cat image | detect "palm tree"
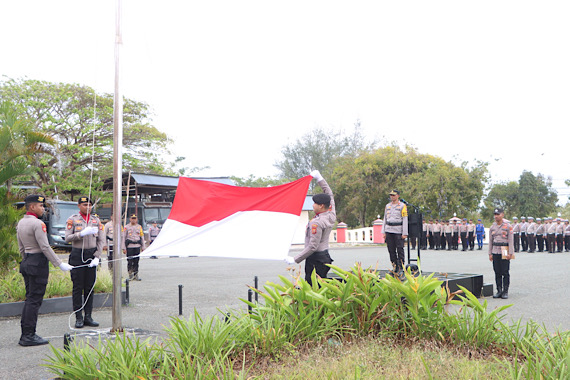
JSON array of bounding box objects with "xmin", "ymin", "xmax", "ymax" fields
[{"xmin": 0, "ymin": 101, "xmax": 55, "ymax": 191}]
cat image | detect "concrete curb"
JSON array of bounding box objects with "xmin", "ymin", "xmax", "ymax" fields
[{"xmin": 0, "ymin": 291, "xmax": 127, "ymax": 318}]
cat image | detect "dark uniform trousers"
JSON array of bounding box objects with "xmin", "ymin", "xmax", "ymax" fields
[
  {"xmin": 445, "ymin": 233, "xmax": 452, "ymax": 250},
  {"xmin": 69, "ymin": 247, "xmax": 97, "ymax": 317},
  {"xmin": 420, "ymin": 231, "xmax": 427, "ymax": 250},
  {"xmin": 460, "ymin": 232, "xmax": 468, "ymax": 251},
  {"xmin": 556, "ymin": 235, "xmax": 564, "ymax": 252},
  {"xmin": 536, "ymin": 235, "xmax": 544, "ymax": 252},
  {"xmin": 492, "ymin": 254, "xmax": 510, "ymax": 291},
  {"xmin": 452, "ymin": 233, "xmax": 459, "ymax": 250},
  {"xmin": 127, "ymin": 247, "xmax": 141, "ymax": 275},
  {"xmin": 565, "ymin": 235, "xmax": 570, "ymax": 252},
  {"xmin": 428, "ymin": 232, "xmax": 434, "ymax": 249},
  {"xmin": 19, "ymin": 253, "xmax": 49, "ymax": 334},
  {"xmin": 513, "ymin": 233, "xmax": 520, "ymax": 252},
  {"xmin": 547, "ymin": 234, "xmax": 555, "ymax": 253},
  {"xmin": 520, "ymin": 232, "xmax": 527, "ymax": 251},
  {"xmin": 386, "ymin": 232, "xmax": 405, "ymax": 270},
  {"xmin": 527, "ymin": 234, "xmax": 536, "ymax": 252},
  {"xmin": 468, "ymin": 232, "xmax": 475, "ymax": 250},
  {"xmin": 305, "ymin": 250, "xmax": 333, "ymax": 286}
]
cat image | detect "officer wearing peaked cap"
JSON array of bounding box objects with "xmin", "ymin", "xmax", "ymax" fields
[
  {"xmin": 520, "ymin": 217, "xmax": 528, "ymax": 251},
  {"xmin": 511, "ymin": 217, "xmax": 520, "ymax": 252},
  {"xmin": 535, "ymin": 218, "xmax": 545, "ymax": 252},
  {"xmin": 382, "ymin": 190, "xmax": 408, "ymax": 274},
  {"xmin": 489, "ymin": 208, "xmax": 514, "ymax": 299},
  {"xmin": 526, "ymin": 217, "xmax": 536, "ymax": 253},
  {"xmin": 123, "ymin": 214, "xmax": 146, "ymax": 281},
  {"xmin": 65, "ymin": 196, "xmax": 104, "ymax": 328},
  {"xmin": 17, "ymin": 195, "xmax": 73, "ymax": 346}
]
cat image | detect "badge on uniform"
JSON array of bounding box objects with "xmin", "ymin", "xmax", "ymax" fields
[
  {"xmin": 311, "ymin": 224, "xmax": 318, "ymax": 234},
  {"xmin": 41, "ymin": 222, "xmax": 47, "ymax": 233},
  {"xmin": 67, "ymin": 220, "xmax": 73, "ymax": 230}
]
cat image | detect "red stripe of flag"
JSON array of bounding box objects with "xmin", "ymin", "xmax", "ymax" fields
[{"xmin": 168, "ymin": 176, "xmax": 312, "ymax": 227}]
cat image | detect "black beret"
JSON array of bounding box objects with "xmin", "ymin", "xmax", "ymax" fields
[
  {"xmin": 78, "ymin": 196, "xmax": 92, "ymax": 204},
  {"xmin": 312, "ymin": 193, "xmax": 331, "ymax": 205},
  {"xmin": 493, "ymin": 208, "xmax": 504, "ymax": 214},
  {"xmin": 24, "ymin": 195, "xmax": 45, "ymax": 204}
]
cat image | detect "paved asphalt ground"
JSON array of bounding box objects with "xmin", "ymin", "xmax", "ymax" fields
[{"xmin": 1, "ymin": 244, "xmax": 569, "ymax": 379}]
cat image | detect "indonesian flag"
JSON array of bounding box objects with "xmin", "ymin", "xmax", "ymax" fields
[{"xmin": 140, "ymin": 176, "xmax": 312, "ymax": 260}]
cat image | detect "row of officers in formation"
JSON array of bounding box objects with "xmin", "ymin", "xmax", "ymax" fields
[
  {"xmin": 416, "ymin": 219, "xmax": 486, "ymax": 251},
  {"xmin": 510, "ymin": 216, "xmax": 570, "ymax": 253},
  {"xmin": 412, "ymin": 217, "xmax": 570, "ymax": 254}
]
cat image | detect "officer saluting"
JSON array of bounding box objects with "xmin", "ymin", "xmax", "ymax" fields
[
  {"xmin": 17, "ymin": 195, "xmax": 73, "ymax": 346},
  {"xmin": 65, "ymin": 196, "xmax": 104, "ymax": 328},
  {"xmin": 489, "ymin": 208, "xmax": 514, "ymax": 299}
]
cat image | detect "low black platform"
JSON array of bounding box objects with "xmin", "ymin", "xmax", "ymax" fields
[{"xmin": 329, "ymin": 270, "xmax": 488, "ymax": 298}]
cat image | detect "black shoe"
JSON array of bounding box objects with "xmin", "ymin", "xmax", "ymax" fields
[
  {"xmin": 83, "ymin": 316, "xmax": 99, "ymax": 327},
  {"xmin": 501, "ymin": 291, "xmax": 509, "ymax": 299},
  {"xmin": 19, "ymin": 333, "xmax": 49, "ymax": 346},
  {"xmin": 75, "ymin": 317, "xmax": 84, "ymax": 328},
  {"xmin": 493, "ymin": 289, "xmax": 503, "ymax": 299}
]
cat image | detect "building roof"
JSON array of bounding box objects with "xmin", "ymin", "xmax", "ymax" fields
[{"xmin": 102, "ymin": 172, "xmax": 235, "ymax": 195}]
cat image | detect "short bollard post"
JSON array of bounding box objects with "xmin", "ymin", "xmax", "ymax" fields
[
  {"xmin": 247, "ymin": 289, "xmax": 253, "ymax": 313},
  {"xmin": 178, "ymin": 284, "xmax": 184, "ymax": 316},
  {"xmin": 125, "ymin": 278, "xmax": 130, "ymax": 305},
  {"xmin": 254, "ymin": 276, "xmax": 259, "ymax": 302},
  {"xmin": 63, "ymin": 333, "xmax": 73, "ymax": 351}
]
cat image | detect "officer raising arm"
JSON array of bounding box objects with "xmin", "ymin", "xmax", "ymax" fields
[
  {"xmin": 65, "ymin": 196, "xmax": 104, "ymax": 329},
  {"xmin": 17, "ymin": 195, "xmax": 73, "ymax": 347},
  {"xmin": 286, "ymin": 171, "xmax": 335, "ymax": 286}
]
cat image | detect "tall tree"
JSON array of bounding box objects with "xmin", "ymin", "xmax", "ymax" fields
[
  {"xmin": 481, "ymin": 171, "xmax": 558, "ymax": 220},
  {"xmin": 0, "ymin": 78, "xmax": 173, "ymax": 199},
  {"xmin": 0, "ymin": 102, "xmax": 53, "ymax": 271},
  {"xmin": 0, "ymin": 101, "xmax": 55, "ymax": 191},
  {"xmin": 331, "ymin": 145, "xmax": 489, "ymax": 227},
  {"xmin": 274, "ymin": 121, "xmax": 376, "ymax": 190}
]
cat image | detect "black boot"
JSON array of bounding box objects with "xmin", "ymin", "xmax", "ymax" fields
[
  {"xmin": 75, "ymin": 314, "xmax": 84, "ymax": 328},
  {"xmin": 493, "ymin": 286, "xmax": 503, "ymax": 298},
  {"xmin": 84, "ymin": 315, "xmax": 99, "ymax": 327},
  {"xmin": 19, "ymin": 328, "xmax": 49, "ymax": 346},
  {"xmin": 501, "ymin": 288, "xmax": 509, "ymax": 299}
]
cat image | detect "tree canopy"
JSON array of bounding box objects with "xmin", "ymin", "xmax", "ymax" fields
[
  {"xmin": 274, "ymin": 121, "xmax": 376, "ymax": 191},
  {"xmin": 0, "ymin": 78, "xmax": 174, "ymax": 200},
  {"xmin": 481, "ymin": 171, "xmax": 558, "ymax": 221},
  {"xmin": 331, "ymin": 145, "xmax": 489, "ymax": 227}
]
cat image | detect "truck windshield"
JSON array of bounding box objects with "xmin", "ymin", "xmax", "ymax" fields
[
  {"xmin": 50, "ymin": 204, "xmax": 78, "ymax": 228},
  {"xmin": 144, "ymin": 207, "xmax": 171, "ymax": 223}
]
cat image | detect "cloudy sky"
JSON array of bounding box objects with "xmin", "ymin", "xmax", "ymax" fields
[{"xmin": 2, "ymin": 1, "xmax": 569, "ymax": 200}]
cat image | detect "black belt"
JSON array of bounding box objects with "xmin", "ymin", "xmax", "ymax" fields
[
  {"xmin": 527, "ymin": 233, "xmax": 535, "ymax": 236},
  {"xmin": 386, "ymin": 222, "xmax": 403, "ymax": 226},
  {"xmin": 25, "ymin": 252, "xmax": 42, "ymax": 256},
  {"xmin": 536, "ymin": 234, "xmax": 543, "ymax": 236},
  {"xmin": 494, "ymin": 242, "xmax": 508, "ymax": 246}
]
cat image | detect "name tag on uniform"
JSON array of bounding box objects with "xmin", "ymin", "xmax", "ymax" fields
[{"xmin": 501, "ymin": 246, "xmax": 509, "ymax": 260}]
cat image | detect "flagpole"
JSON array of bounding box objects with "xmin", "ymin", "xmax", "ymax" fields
[{"xmin": 111, "ymin": 0, "xmax": 123, "ymax": 332}]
